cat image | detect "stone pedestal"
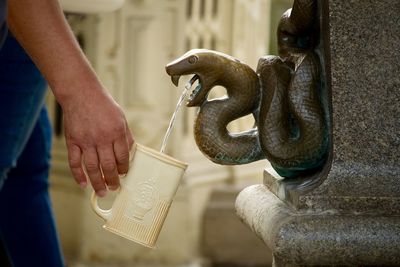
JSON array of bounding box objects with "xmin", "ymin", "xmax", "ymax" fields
[
  {"xmin": 203, "ymin": 186, "xmax": 272, "ymax": 267},
  {"xmin": 236, "ymin": 0, "xmax": 400, "ymax": 266}
]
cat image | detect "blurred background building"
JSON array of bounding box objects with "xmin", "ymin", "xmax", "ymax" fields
[{"xmin": 47, "ymin": 0, "xmax": 292, "ymax": 266}]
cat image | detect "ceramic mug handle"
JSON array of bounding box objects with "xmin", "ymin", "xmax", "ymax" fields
[{"xmin": 90, "ymin": 191, "xmax": 112, "ymax": 221}]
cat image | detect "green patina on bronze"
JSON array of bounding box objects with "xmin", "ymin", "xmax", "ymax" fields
[{"xmin": 166, "ymin": 0, "xmax": 328, "ymax": 178}]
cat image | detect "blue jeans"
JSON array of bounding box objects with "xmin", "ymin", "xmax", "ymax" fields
[{"xmin": 0, "ymin": 34, "xmax": 64, "ymax": 266}]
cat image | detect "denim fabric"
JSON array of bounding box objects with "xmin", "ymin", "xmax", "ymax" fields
[
  {"xmin": 0, "ymin": 34, "xmax": 64, "ymax": 266},
  {"xmin": 0, "ymin": 0, "xmax": 6, "ymax": 48}
]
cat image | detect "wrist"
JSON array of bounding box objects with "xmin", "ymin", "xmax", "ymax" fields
[{"xmin": 50, "ymin": 63, "xmax": 104, "ymax": 108}]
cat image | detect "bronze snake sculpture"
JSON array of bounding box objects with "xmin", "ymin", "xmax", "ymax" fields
[{"xmin": 165, "ymin": 0, "xmax": 328, "ymax": 178}]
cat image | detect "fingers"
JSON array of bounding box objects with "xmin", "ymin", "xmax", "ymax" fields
[
  {"xmin": 97, "ymin": 145, "xmax": 120, "ymax": 191},
  {"xmin": 66, "ymin": 125, "xmax": 134, "ymax": 197},
  {"xmin": 83, "ymin": 147, "xmax": 107, "ymax": 197},
  {"xmin": 126, "ymin": 124, "xmax": 135, "ymax": 151},
  {"xmin": 113, "ymin": 135, "xmax": 131, "ymax": 175},
  {"xmin": 67, "ymin": 143, "xmax": 87, "ymax": 188}
]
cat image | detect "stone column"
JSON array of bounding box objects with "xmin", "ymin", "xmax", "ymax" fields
[{"xmin": 236, "ymin": 0, "xmax": 400, "ymax": 265}]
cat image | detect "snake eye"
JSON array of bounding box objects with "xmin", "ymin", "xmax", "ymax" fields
[
  {"xmin": 188, "ymin": 55, "xmax": 198, "ymax": 64},
  {"xmin": 281, "ymin": 33, "xmax": 297, "ymax": 44}
]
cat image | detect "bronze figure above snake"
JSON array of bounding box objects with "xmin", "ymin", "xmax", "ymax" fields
[{"xmin": 165, "ymin": 0, "xmax": 328, "ymax": 178}]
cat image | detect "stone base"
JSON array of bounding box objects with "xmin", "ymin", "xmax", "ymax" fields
[
  {"xmin": 236, "ymin": 185, "xmax": 400, "ymax": 266},
  {"xmin": 203, "ymin": 186, "xmax": 272, "ymax": 267}
]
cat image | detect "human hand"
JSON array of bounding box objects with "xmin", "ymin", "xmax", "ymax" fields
[
  {"xmin": 7, "ymin": 0, "xmax": 134, "ymax": 197},
  {"xmin": 61, "ymin": 85, "xmax": 134, "ymax": 197}
]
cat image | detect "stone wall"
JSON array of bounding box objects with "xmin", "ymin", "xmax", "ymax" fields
[{"xmin": 236, "ymin": 0, "xmax": 400, "ymax": 265}]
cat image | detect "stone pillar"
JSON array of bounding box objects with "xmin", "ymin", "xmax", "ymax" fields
[{"xmin": 236, "ymin": 0, "xmax": 400, "ymax": 265}]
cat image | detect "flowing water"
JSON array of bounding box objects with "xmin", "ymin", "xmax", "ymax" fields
[{"xmin": 160, "ymin": 79, "xmax": 195, "ymax": 153}]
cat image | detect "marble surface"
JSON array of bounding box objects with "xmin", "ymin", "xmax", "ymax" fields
[{"xmin": 236, "ymin": 185, "xmax": 400, "ymax": 266}]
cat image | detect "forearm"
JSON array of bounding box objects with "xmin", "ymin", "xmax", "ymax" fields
[
  {"xmin": 7, "ymin": 0, "xmax": 134, "ymax": 196},
  {"xmin": 7, "ymin": 0, "xmax": 101, "ymax": 105}
]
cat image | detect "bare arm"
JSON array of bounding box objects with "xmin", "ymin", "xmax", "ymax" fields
[{"xmin": 8, "ymin": 0, "xmax": 134, "ymax": 197}]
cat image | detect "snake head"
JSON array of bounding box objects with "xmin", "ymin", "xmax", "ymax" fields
[
  {"xmin": 277, "ymin": 8, "xmax": 317, "ymax": 59},
  {"xmin": 166, "ymin": 49, "xmax": 229, "ymax": 107}
]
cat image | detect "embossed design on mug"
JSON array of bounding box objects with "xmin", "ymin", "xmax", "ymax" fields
[{"xmin": 126, "ymin": 177, "xmax": 159, "ymax": 221}]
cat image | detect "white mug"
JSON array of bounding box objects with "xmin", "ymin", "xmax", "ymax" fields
[{"xmin": 91, "ymin": 143, "xmax": 188, "ymax": 248}]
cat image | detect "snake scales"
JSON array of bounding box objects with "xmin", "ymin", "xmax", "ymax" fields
[{"xmin": 166, "ymin": 0, "xmax": 328, "ymax": 178}]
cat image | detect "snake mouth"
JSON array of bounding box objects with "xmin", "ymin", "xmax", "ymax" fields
[
  {"xmin": 170, "ymin": 74, "xmax": 206, "ymax": 107},
  {"xmin": 186, "ymin": 75, "xmax": 204, "ymax": 107}
]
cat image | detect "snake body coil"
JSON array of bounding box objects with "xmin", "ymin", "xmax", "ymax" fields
[
  {"xmin": 166, "ymin": 50, "xmax": 264, "ymax": 164},
  {"xmin": 166, "ymin": 0, "xmax": 328, "ymax": 178}
]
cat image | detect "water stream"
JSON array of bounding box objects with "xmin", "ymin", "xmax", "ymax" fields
[{"xmin": 160, "ymin": 77, "xmax": 196, "ymax": 153}]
